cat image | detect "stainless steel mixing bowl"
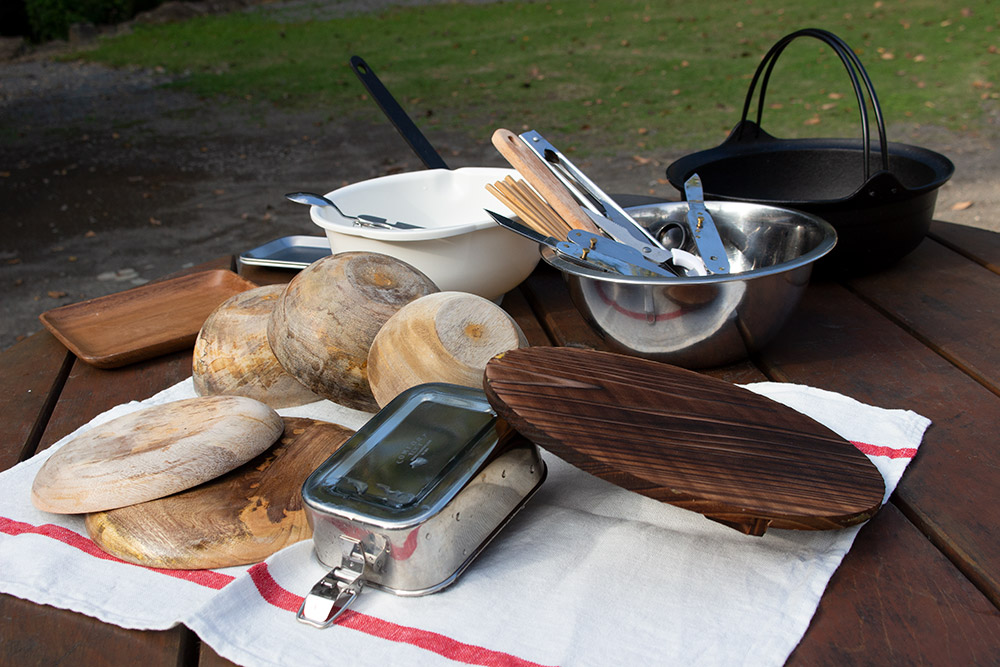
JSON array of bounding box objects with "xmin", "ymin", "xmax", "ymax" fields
[{"xmin": 542, "ymin": 201, "xmax": 837, "ymax": 368}]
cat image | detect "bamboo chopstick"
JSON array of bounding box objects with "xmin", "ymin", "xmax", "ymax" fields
[{"xmin": 486, "ymin": 177, "xmax": 576, "ymax": 242}]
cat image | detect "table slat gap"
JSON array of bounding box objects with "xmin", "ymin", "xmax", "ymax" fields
[
  {"xmin": 890, "ymin": 495, "xmax": 1000, "ymax": 610},
  {"xmin": 179, "ymin": 626, "xmax": 202, "ymax": 667},
  {"xmin": 928, "ymin": 221, "xmax": 1000, "ymax": 275},
  {"xmin": 17, "ymin": 348, "xmax": 75, "ymax": 464}
]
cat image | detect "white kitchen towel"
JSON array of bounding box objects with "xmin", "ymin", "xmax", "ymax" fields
[{"xmin": 0, "ymin": 379, "xmax": 929, "ymax": 667}]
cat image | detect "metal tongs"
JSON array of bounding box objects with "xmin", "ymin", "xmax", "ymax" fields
[
  {"xmin": 516, "ymin": 131, "xmax": 726, "ymax": 275},
  {"xmin": 486, "ymin": 210, "xmax": 677, "ymax": 278}
]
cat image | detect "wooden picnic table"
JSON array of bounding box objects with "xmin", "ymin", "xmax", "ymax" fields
[{"xmin": 2, "ymin": 218, "xmax": 1000, "ymax": 664}]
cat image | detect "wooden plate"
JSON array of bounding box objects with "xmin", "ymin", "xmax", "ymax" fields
[
  {"xmin": 31, "ymin": 396, "xmax": 284, "ymax": 514},
  {"xmin": 86, "ymin": 418, "xmax": 353, "ymax": 569},
  {"xmin": 484, "ymin": 347, "xmax": 885, "ymax": 535},
  {"xmin": 39, "ymin": 269, "xmax": 258, "ymax": 368}
]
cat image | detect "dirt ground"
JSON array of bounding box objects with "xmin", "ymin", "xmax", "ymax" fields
[{"xmin": 2, "ymin": 9, "xmax": 997, "ymax": 352}]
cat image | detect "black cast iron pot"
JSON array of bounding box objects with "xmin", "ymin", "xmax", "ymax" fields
[{"xmin": 666, "ymin": 28, "xmax": 954, "ymax": 276}]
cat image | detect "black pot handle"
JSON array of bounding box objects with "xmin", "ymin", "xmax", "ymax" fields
[
  {"xmin": 735, "ymin": 29, "xmax": 889, "ymax": 181},
  {"xmin": 350, "ymin": 55, "xmax": 449, "ymax": 170}
]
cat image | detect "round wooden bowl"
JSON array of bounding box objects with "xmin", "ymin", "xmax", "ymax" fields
[
  {"xmin": 267, "ymin": 251, "xmax": 438, "ymax": 412},
  {"xmin": 192, "ymin": 284, "xmax": 321, "ymax": 409},
  {"xmin": 367, "ymin": 291, "xmax": 528, "ymax": 408}
]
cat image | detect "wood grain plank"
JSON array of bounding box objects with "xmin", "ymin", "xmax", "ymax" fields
[
  {"xmin": 0, "ymin": 594, "xmax": 194, "ymax": 666},
  {"xmin": 502, "ymin": 286, "xmax": 552, "ymax": 347},
  {"xmin": 848, "ymin": 236, "xmax": 1000, "ymax": 395},
  {"xmin": 929, "ymin": 221, "xmax": 1000, "ymax": 274},
  {"xmin": 0, "ymin": 332, "xmax": 72, "ymax": 469},
  {"xmin": 199, "ymin": 642, "xmax": 240, "ymax": 667},
  {"xmin": 789, "ymin": 503, "xmax": 1000, "ymax": 665},
  {"xmin": 760, "ymin": 280, "xmax": 1000, "ymax": 606}
]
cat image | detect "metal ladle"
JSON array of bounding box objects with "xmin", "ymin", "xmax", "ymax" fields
[{"xmin": 284, "ymin": 192, "xmax": 423, "ymax": 230}]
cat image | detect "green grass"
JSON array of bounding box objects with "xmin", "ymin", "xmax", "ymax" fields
[{"xmin": 76, "ymin": 0, "xmax": 998, "ymax": 156}]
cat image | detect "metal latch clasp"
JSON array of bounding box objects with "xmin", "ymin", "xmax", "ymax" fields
[{"xmin": 296, "ymin": 536, "xmax": 385, "ymax": 629}]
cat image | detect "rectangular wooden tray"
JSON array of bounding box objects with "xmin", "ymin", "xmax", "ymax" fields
[{"xmin": 39, "ymin": 270, "xmax": 258, "ymax": 368}]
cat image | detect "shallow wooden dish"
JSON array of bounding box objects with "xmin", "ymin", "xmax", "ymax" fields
[{"xmin": 39, "ymin": 269, "xmax": 257, "ymax": 368}]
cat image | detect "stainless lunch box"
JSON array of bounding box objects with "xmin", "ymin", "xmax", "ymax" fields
[{"xmin": 297, "ymin": 383, "xmax": 546, "ymax": 628}]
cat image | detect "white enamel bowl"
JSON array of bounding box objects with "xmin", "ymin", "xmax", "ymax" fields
[{"xmin": 310, "ymin": 167, "xmax": 540, "ymax": 301}]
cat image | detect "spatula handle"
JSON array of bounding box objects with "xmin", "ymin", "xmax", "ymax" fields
[{"xmin": 491, "ymin": 129, "xmax": 601, "ymax": 234}]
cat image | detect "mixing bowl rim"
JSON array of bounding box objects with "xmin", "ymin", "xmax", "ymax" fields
[{"xmin": 542, "ymin": 201, "xmax": 838, "ymax": 285}]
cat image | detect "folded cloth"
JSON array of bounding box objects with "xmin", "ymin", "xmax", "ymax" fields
[{"xmin": 0, "ymin": 379, "xmax": 929, "ymax": 667}]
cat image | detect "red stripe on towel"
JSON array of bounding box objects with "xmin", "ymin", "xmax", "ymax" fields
[
  {"xmin": 851, "ymin": 441, "xmax": 918, "ymax": 459},
  {"xmin": 248, "ymin": 562, "xmax": 556, "ymax": 667},
  {"xmin": 0, "ymin": 516, "xmax": 235, "ymax": 590}
]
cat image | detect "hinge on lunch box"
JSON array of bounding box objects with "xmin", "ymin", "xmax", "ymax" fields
[{"xmin": 296, "ymin": 535, "xmax": 386, "ymax": 629}]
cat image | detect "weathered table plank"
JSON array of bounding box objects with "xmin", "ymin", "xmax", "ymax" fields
[
  {"xmin": 761, "ymin": 280, "xmax": 1000, "ymax": 607},
  {"xmin": 789, "ymin": 503, "xmax": 1000, "ymax": 664},
  {"xmin": 0, "ymin": 332, "xmax": 71, "ymax": 468},
  {"xmin": 848, "ymin": 237, "xmax": 1000, "ymax": 396},
  {"xmin": 0, "ymin": 594, "xmax": 194, "ymax": 666},
  {"xmin": 929, "ymin": 221, "xmax": 1000, "ymax": 274}
]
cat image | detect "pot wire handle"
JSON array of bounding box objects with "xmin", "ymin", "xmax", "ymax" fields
[{"xmin": 736, "ymin": 29, "xmax": 890, "ymax": 181}]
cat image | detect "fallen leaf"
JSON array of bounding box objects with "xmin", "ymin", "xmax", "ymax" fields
[
  {"xmin": 149, "ymin": 217, "xmax": 162, "ymax": 226},
  {"xmin": 48, "ymin": 291, "xmax": 67, "ymax": 299},
  {"xmin": 632, "ymin": 155, "xmax": 652, "ymax": 165},
  {"xmin": 951, "ymin": 201, "xmax": 973, "ymax": 211},
  {"xmin": 804, "ymin": 116, "xmax": 822, "ymax": 126},
  {"xmin": 85, "ymin": 230, "xmax": 97, "ymax": 238}
]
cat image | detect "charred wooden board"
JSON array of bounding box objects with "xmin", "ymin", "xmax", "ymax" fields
[
  {"xmin": 86, "ymin": 418, "xmax": 354, "ymax": 569},
  {"xmin": 484, "ymin": 347, "xmax": 885, "ymax": 535}
]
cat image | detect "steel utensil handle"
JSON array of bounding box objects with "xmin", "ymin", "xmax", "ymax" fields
[{"xmin": 350, "ymin": 55, "xmax": 449, "ymax": 170}]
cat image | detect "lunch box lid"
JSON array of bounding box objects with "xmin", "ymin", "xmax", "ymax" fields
[
  {"xmin": 301, "ymin": 382, "xmax": 521, "ymax": 530},
  {"xmin": 483, "ymin": 347, "xmax": 885, "ymax": 536}
]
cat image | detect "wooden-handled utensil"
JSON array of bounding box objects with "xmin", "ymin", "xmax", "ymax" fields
[
  {"xmin": 484, "ymin": 347, "xmax": 886, "ymax": 536},
  {"xmin": 491, "ymin": 128, "xmax": 602, "ymax": 235}
]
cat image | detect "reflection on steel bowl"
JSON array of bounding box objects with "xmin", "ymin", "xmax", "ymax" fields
[{"xmin": 542, "ymin": 201, "xmax": 837, "ymax": 368}]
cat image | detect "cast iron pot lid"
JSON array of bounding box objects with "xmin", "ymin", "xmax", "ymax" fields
[{"xmin": 483, "ymin": 347, "xmax": 885, "ymax": 536}]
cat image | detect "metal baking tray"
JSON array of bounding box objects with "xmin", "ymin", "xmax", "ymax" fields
[{"xmin": 238, "ymin": 235, "xmax": 331, "ymax": 269}]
